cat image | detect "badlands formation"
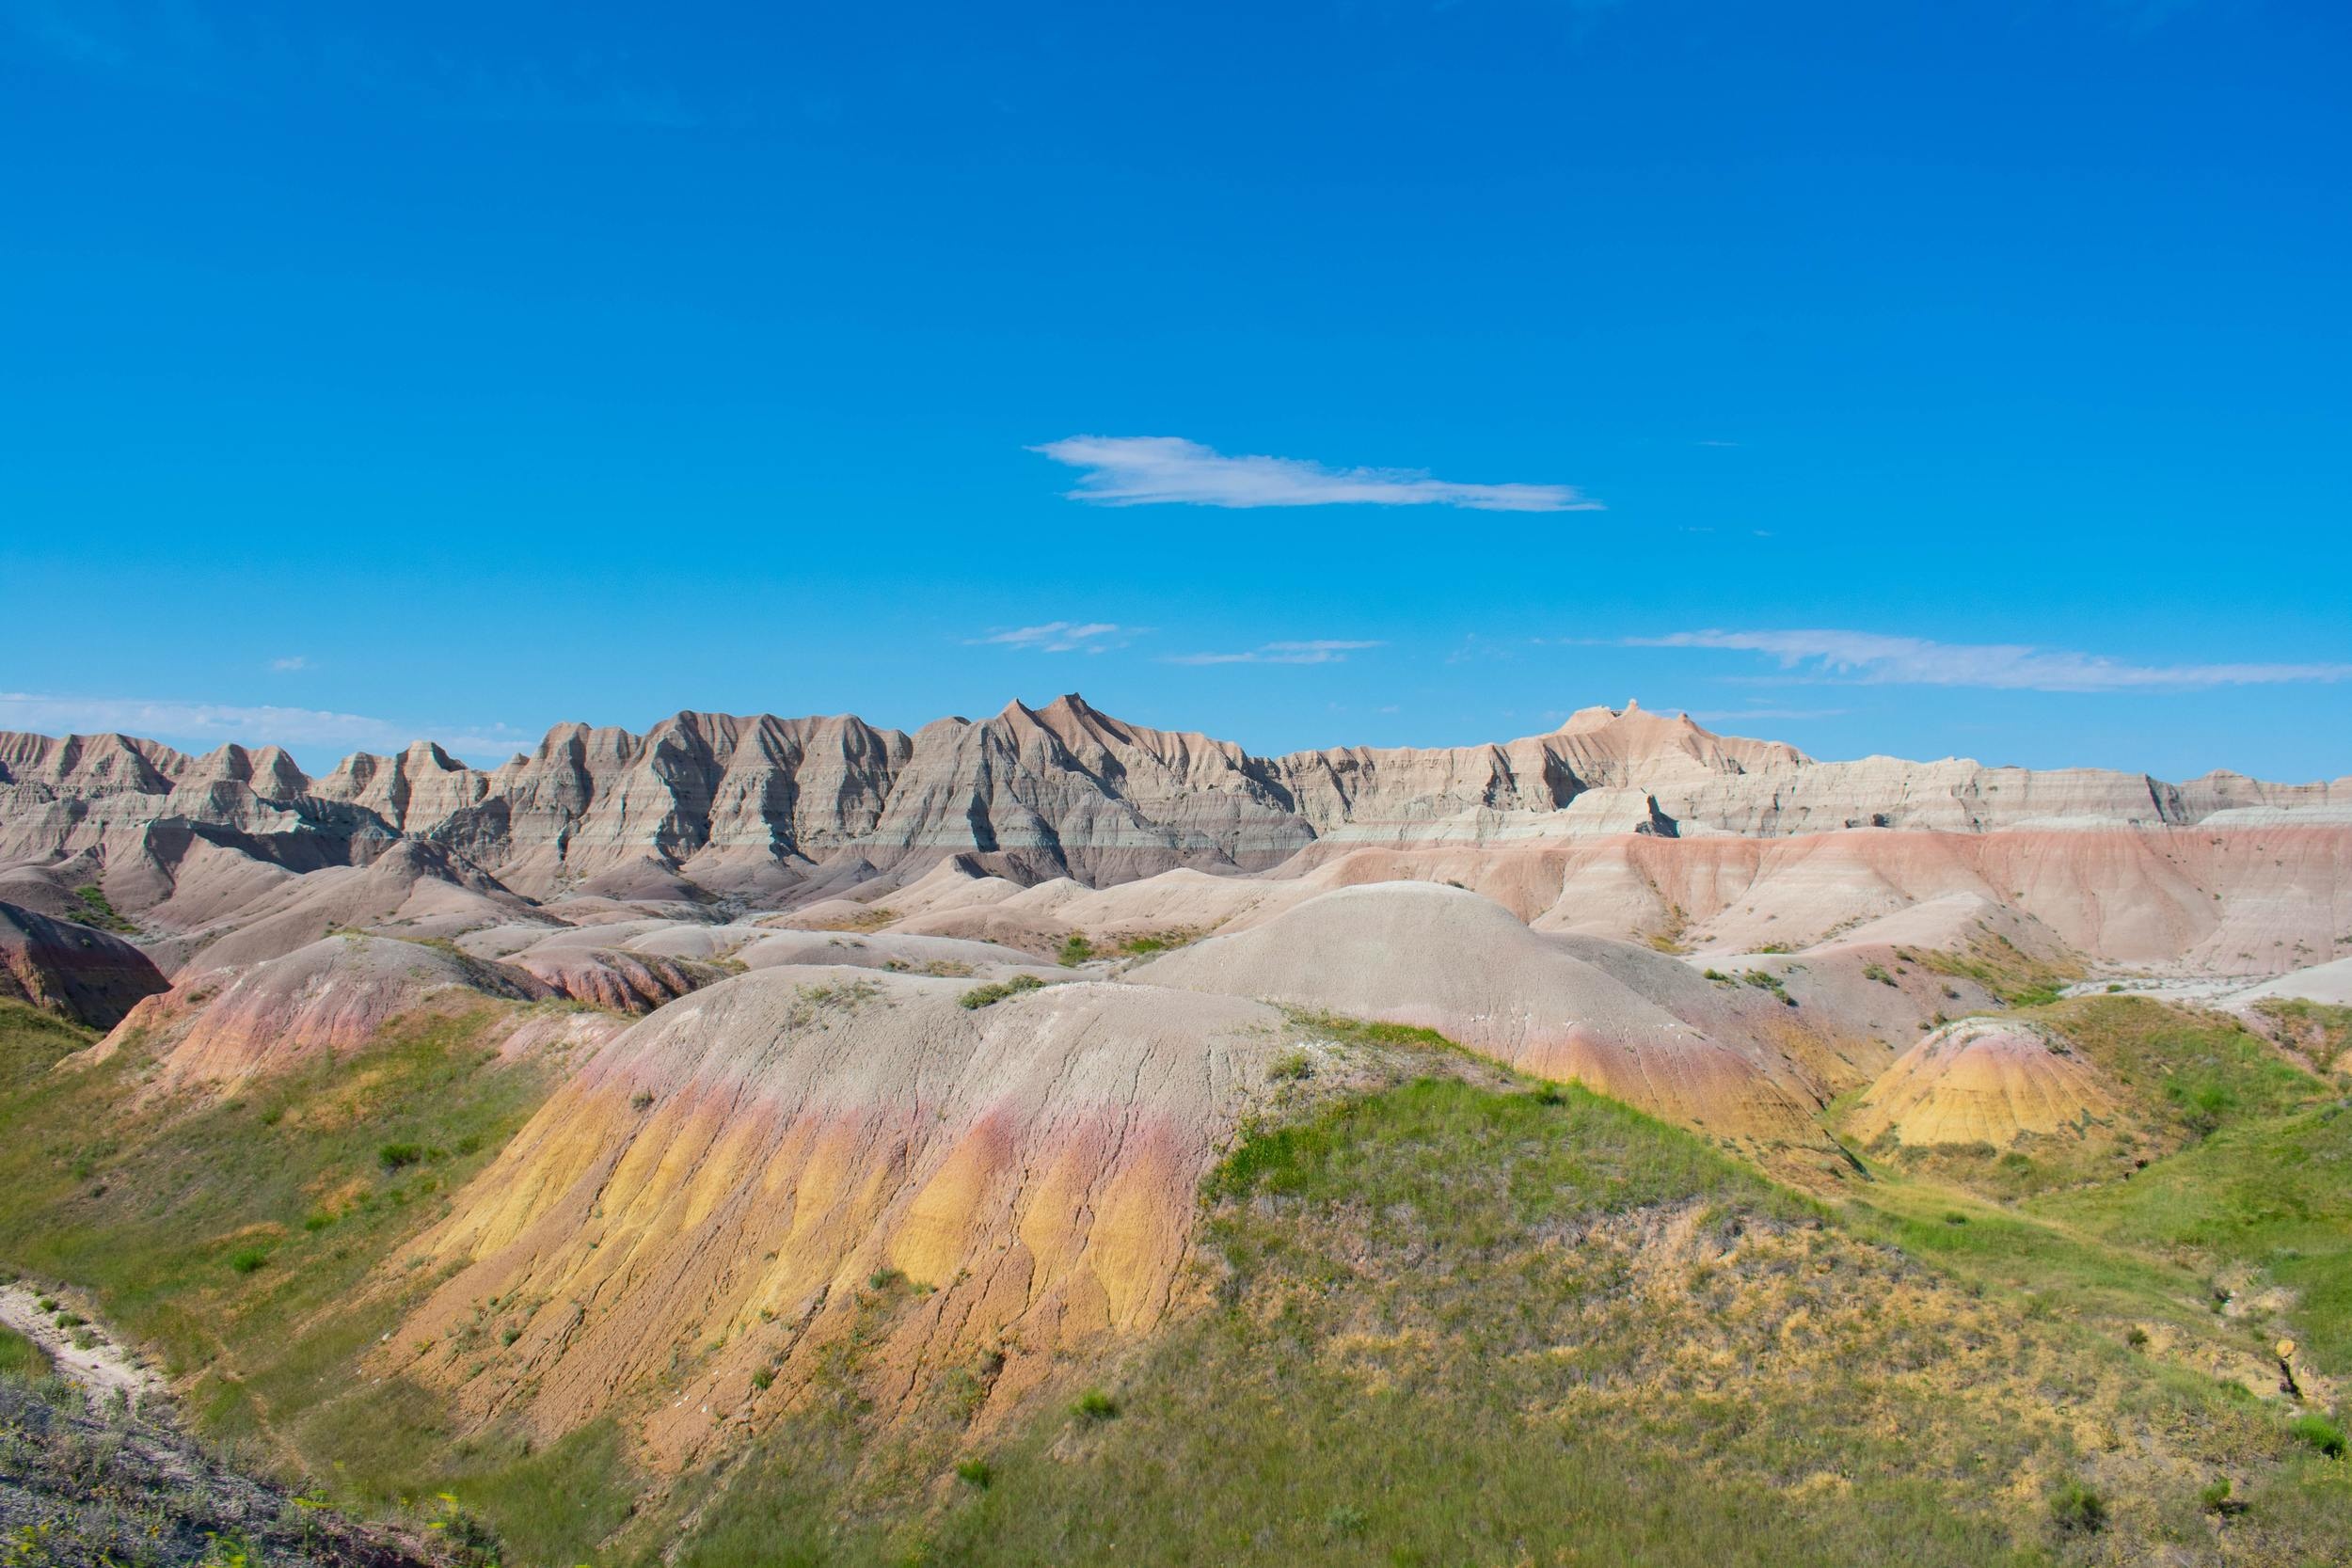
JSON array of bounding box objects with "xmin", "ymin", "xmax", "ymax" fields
[{"xmin": 4, "ymin": 696, "xmax": 2351, "ymax": 1565}]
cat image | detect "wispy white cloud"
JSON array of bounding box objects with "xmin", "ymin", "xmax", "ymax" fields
[
  {"xmin": 1629, "ymin": 629, "xmax": 2352, "ymax": 693},
  {"xmin": 1166, "ymin": 640, "xmax": 1385, "ymax": 667},
  {"xmin": 0, "ymin": 692, "xmax": 532, "ymax": 763},
  {"xmin": 966, "ymin": 621, "xmax": 1139, "ymax": 655},
  {"xmin": 269, "ymin": 655, "xmax": 307, "ymax": 672},
  {"xmin": 1032, "ymin": 436, "xmax": 1599, "ymax": 514}
]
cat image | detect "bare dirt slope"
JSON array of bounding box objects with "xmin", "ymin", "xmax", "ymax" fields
[
  {"xmin": 379, "ymin": 966, "xmax": 1306, "ymax": 1467},
  {"xmin": 0, "ymin": 900, "xmax": 168, "ymax": 1028},
  {"xmin": 1133, "ymin": 881, "xmax": 1837, "ymax": 1156}
]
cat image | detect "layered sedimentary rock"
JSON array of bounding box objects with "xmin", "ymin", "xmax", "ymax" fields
[
  {"xmin": 4, "ymin": 696, "xmax": 2346, "ymax": 974},
  {"xmin": 0, "ymin": 901, "xmax": 169, "ymax": 1028},
  {"xmin": 1135, "ymin": 881, "xmax": 1837, "ymax": 1154},
  {"xmin": 380, "ymin": 968, "xmax": 1296, "ymax": 1464},
  {"xmin": 93, "ymin": 932, "xmax": 565, "ymax": 1095},
  {"xmin": 1847, "ymin": 1018, "xmax": 2120, "ymax": 1148}
]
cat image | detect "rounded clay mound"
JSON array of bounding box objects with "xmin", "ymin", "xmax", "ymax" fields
[
  {"xmin": 1132, "ymin": 880, "xmax": 1825, "ymax": 1146},
  {"xmin": 382, "ymin": 965, "xmax": 1297, "ymax": 1463},
  {"xmin": 0, "ymin": 899, "xmax": 169, "ymax": 1029},
  {"xmin": 119, "ymin": 933, "xmax": 549, "ymax": 1090},
  {"xmin": 1847, "ymin": 1017, "xmax": 2118, "ymax": 1148}
]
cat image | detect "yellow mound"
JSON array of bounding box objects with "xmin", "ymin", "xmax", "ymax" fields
[
  {"xmin": 1848, "ymin": 1018, "xmax": 2117, "ymax": 1148},
  {"xmin": 376, "ymin": 967, "xmax": 1295, "ymax": 1466}
]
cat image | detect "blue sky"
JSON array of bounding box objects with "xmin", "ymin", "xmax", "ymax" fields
[{"xmin": 4, "ymin": 0, "xmax": 2347, "ymax": 781}]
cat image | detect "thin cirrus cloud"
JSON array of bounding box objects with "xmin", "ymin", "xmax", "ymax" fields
[
  {"xmin": 1032, "ymin": 436, "xmax": 1599, "ymax": 514},
  {"xmin": 0, "ymin": 691, "xmax": 533, "ymax": 763},
  {"xmin": 1166, "ymin": 640, "xmax": 1385, "ymax": 667},
  {"xmin": 1629, "ymin": 629, "xmax": 2352, "ymax": 692},
  {"xmin": 966, "ymin": 621, "xmax": 1139, "ymax": 655}
]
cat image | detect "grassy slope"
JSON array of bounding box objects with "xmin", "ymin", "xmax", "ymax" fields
[
  {"xmin": 0, "ymin": 996, "xmax": 638, "ymax": 1567},
  {"xmin": 6, "ymin": 990, "xmax": 2350, "ymax": 1566},
  {"xmin": 661, "ymin": 1057, "xmax": 2352, "ymax": 1567},
  {"xmin": 1840, "ymin": 998, "xmax": 2352, "ymax": 1373}
]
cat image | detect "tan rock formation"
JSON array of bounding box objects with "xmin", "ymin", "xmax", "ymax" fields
[
  {"xmin": 1134, "ymin": 881, "xmax": 1836, "ymax": 1152},
  {"xmin": 0, "ymin": 901, "xmax": 169, "ymax": 1028},
  {"xmin": 379, "ymin": 968, "xmax": 1297, "ymax": 1465},
  {"xmin": 1847, "ymin": 1018, "xmax": 2120, "ymax": 1148}
]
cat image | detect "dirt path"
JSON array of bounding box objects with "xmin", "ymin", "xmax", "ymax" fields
[{"xmin": 0, "ymin": 1279, "xmax": 166, "ymax": 1412}]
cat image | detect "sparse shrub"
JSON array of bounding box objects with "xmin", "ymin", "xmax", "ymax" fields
[
  {"xmin": 501, "ymin": 1326, "xmax": 522, "ymax": 1346},
  {"xmin": 227, "ymin": 1247, "xmax": 269, "ymax": 1275},
  {"xmin": 2160, "ymin": 1079, "xmax": 2237, "ymax": 1139},
  {"xmin": 1941, "ymin": 1212, "xmax": 1968, "ymax": 1226},
  {"xmin": 955, "ymin": 1457, "xmax": 993, "ymax": 1487},
  {"xmin": 1862, "ymin": 963, "xmax": 1897, "ymax": 987},
  {"xmin": 2125, "ymin": 1326, "xmax": 2150, "ymax": 1350},
  {"xmin": 751, "ymin": 1366, "xmax": 776, "ymax": 1391},
  {"xmin": 1323, "ymin": 1503, "xmax": 1367, "ymax": 1538},
  {"xmin": 1268, "ymin": 1051, "xmax": 1314, "ymax": 1084},
  {"xmin": 1057, "ymin": 933, "xmax": 1096, "ymax": 967},
  {"xmin": 376, "ymin": 1141, "xmax": 426, "ymax": 1172},
  {"xmin": 2288, "ymin": 1413, "xmax": 2347, "ymax": 1458},
  {"xmin": 868, "ymin": 1267, "xmax": 905, "ymax": 1291},
  {"xmin": 2049, "ymin": 1478, "xmax": 2106, "ymax": 1534},
  {"xmin": 302, "ymin": 1209, "xmax": 334, "ymax": 1232},
  {"xmin": 959, "ymin": 974, "xmax": 1045, "ymax": 1009},
  {"xmin": 629, "ymin": 1089, "xmax": 655, "ymax": 1112},
  {"xmin": 1072, "ymin": 1387, "xmax": 1119, "ymax": 1421},
  {"xmin": 2200, "ymin": 1477, "xmax": 2244, "ymax": 1514}
]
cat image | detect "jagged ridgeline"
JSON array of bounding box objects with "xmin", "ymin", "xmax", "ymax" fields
[{"xmin": 2, "ymin": 700, "xmax": 2350, "ymax": 1566}]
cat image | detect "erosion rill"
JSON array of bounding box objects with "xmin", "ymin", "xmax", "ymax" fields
[{"xmin": 2, "ymin": 702, "xmax": 2348, "ymax": 1564}]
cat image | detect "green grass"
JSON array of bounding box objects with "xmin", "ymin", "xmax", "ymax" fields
[
  {"xmin": 1843, "ymin": 996, "xmax": 2352, "ymax": 1384},
  {"xmin": 958, "ymin": 973, "xmax": 1045, "ymax": 1008},
  {"xmin": 0, "ymin": 1323, "xmax": 50, "ymax": 1382},
  {"xmin": 2036, "ymin": 1098, "xmax": 2352, "ymax": 1373},
  {"xmin": 1117, "ymin": 928, "xmax": 1200, "ymax": 957},
  {"xmin": 66, "ymin": 882, "xmax": 140, "ymax": 934},
  {"xmin": 2253, "ymin": 997, "xmax": 2352, "ymax": 1075},
  {"xmin": 1903, "ymin": 934, "xmax": 2082, "ymax": 1008},
  {"xmin": 0, "ymin": 997, "xmax": 636, "ymax": 1560},
  {"xmin": 648, "ymin": 1067, "xmax": 2352, "ymax": 1566}
]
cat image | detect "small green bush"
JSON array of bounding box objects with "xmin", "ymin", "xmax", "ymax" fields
[
  {"xmin": 1267, "ymin": 1051, "xmax": 1313, "ymax": 1083},
  {"xmin": 959, "ymin": 974, "xmax": 1045, "ymax": 1009},
  {"xmin": 750, "ymin": 1366, "xmax": 775, "ymax": 1391},
  {"xmin": 376, "ymin": 1141, "xmax": 426, "ymax": 1172},
  {"xmin": 2288, "ymin": 1414, "xmax": 2347, "ymax": 1458},
  {"xmin": 868, "ymin": 1267, "xmax": 905, "ymax": 1291},
  {"xmin": 2199, "ymin": 1477, "xmax": 2242, "ymax": 1514},
  {"xmin": 227, "ymin": 1247, "xmax": 270, "ymax": 1275},
  {"xmin": 955, "ymin": 1457, "xmax": 993, "ymax": 1487},
  {"xmin": 1058, "ymin": 933, "xmax": 1096, "ymax": 967},
  {"xmin": 1071, "ymin": 1388, "xmax": 1119, "ymax": 1421},
  {"xmin": 2049, "ymin": 1478, "xmax": 2106, "ymax": 1534}
]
